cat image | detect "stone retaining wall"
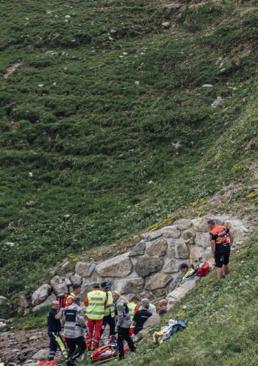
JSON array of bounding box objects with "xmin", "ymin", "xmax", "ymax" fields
[{"xmin": 31, "ymin": 215, "xmax": 249, "ymax": 310}]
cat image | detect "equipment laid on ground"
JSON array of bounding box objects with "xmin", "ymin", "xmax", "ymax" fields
[
  {"xmin": 90, "ymin": 338, "xmax": 129, "ymax": 363},
  {"xmin": 36, "ymin": 361, "xmax": 57, "ymax": 366},
  {"xmin": 195, "ymin": 261, "xmax": 210, "ymax": 277},
  {"xmin": 153, "ymin": 319, "xmax": 187, "ymax": 345}
]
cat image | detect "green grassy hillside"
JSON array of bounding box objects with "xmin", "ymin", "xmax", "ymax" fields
[
  {"xmin": 0, "ymin": 0, "xmax": 257, "ymax": 311},
  {"xmin": 118, "ymin": 231, "xmax": 258, "ymax": 366}
]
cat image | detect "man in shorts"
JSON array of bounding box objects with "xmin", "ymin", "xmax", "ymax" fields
[{"xmin": 208, "ymin": 219, "xmax": 233, "ymax": 279}]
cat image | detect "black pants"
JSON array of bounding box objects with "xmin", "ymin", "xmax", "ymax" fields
[
  {"xmin": 48, "ymin": 332, "xmax": 60, "ymax": 360},
  {"xmin": 102, "ymin": 315, "xmax": 116, "ymax": 336},
  {"xmin": 66, "ymin": 336, "xmax": 86, "ymax": 362},
  {"xmin": 117, "ymin": 327, "xmax": 135, "ymax": 360}
]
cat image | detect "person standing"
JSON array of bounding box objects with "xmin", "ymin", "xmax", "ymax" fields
[
  {"xmin": 101, "ymin": 281, "xmax": 116, "ymax": 338},
  {"xmin": 58, "ymin": 296, "xmax": 86, "ymax": 366},
  {"xmin": 116, "ymin": 297, "xmax": 136, "ymax": 360},
  {"xmin": 47, "ymin": 300, "xmax": 62, "ymax": 360},
  {"xmin": 84, "ymin": 283, "xmax": 107, "ymax": 350},
  {"xmin": 208, "ymin": 219, "xmax": 233, "ymax": 279},
  {"xmin": 65, "ymin": 284, "xmax": 82, "ymax": 307}
]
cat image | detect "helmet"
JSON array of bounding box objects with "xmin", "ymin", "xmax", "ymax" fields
[{"xmin": 101, "ymin": 280, "xmax": 112, "ymax": 290}]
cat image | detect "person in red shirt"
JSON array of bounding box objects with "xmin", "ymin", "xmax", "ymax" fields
[{"xmin": 65, "ymin": 284, "xmax": 82, "ymax": 307}]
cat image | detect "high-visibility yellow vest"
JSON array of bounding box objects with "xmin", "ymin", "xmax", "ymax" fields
[
  {"xmin": 86, "ymin": 290, "xmax": 106, "ymax": 320},
  {"xmin": 104, "ymin": 291, "xmax": 115, "ymax": 317},
  {"xmin": 128, "ymin": 302, "xmax": 137, "ymax": 317}
]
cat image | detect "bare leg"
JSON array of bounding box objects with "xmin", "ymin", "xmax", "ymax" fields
[
  {"xmin": 216, "ymin": 267, "xmax": 224, "ymax": 279},
  {"xmin": 223, "ymin": 264, "xmax": 229, "ymax": 276}
]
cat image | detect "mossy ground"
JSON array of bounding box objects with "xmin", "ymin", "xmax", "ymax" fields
[{"xmin": 0, "ymin": 0, "xmax": 257, "ymax": 315}]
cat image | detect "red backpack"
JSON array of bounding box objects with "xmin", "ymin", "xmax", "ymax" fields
[
  {"xmin": 195, "ymin": 261, "xmax": 210, "ymax": 277},
  {"xmin": 36, "ymin": 361, "xmax": 57, "ymax": 366}
]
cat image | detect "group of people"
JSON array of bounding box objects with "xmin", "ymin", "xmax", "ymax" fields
[
  {"xmin": 47, "ymin": 220, "xmax": 233, "ymax": 365},
  {"xmin": 48, "ymin": 281, "xmax": 161, "ymax": 365}
]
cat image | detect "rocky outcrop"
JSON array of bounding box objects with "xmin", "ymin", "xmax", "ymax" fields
[
  {"xmin": 30, "ymin": 215, "xmax": 249, "ymax": 312},
  {"xmin": 31, "ymin": 284, "xmax": 51, "ymax": 306}
]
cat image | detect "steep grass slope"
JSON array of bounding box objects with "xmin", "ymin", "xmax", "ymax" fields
[
  {"xmin": 117, "ymin": 231, "xmax": 258, "ymax": 366},
  {"xmin": 0, "ymin": 0, "xmax": 257, "ymax": 311}
]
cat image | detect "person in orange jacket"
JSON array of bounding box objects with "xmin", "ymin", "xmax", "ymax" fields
[{"xmin": 208, "ymin": 219, "xmax": 233, "ymax": 279}]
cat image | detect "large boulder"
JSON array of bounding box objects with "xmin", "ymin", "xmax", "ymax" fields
[
  {"xmin": 160, "ymin": 226, "xmax": 181, "ymax": 239},
  {"xmin": 50, "ymin": 275, "xmax": 68, "ymax": 296},
  {"xmin": 129, "ymin": 241, "xmax": 146, "ymax": 257},
  {"xmin": 32, "ymin": 294, "xmax": 56, "ymax": 312},
  {"xmin": 96, "ymin": 253, "xmax": 132, "ymax": 278},
  {"xmin": 193, "ymin": 218, "xmax": 209, "ymax": 232},
  {"xmin": 119, "ymin": 277, "xmax": 145, "ymax": 294},
  {"xmin": 145, "ymin": 238, "xmax": 167, "ymax": 257},
  {"xmin": 135, "ymin": 256, "xmax": 163, "ymax": 277},
  {"xmin": 142, "ymin": 230, "xmax": 162, "ymax": 241},
  {"xmin": 75, "ymin": 261, "xmax": 95, "ymax": 278},
  {"xmin": 175, "ymin": 242, "xmax": 189, "ymax": 259},
  {"xmin": 163, "ymin": 259, "xmax": 179, "ymax": 273},
  {"xmin": 145, "ymin": 272, "xmax": 172, "ymax": 291},
  {"xmin": 31, "ymin": 284, "xmax": 51, "ymax": 306},
  {"xmin": 69, "ymin": 273, "xmax": 82, "ymax": 286},
  {"xmin": 174, "ymin": 219, "xmax": 193, "ymax": 231},
  {"xmin": 182, "ymin": 229, "xmax": 196, "ymax": 244},
  {"xmin": 195, "ymin": 232, "xmax": 210, "ymax": 248}
]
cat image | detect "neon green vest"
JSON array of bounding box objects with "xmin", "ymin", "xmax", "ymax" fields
[
  {"xmin": 86, "ymin": 290, "xmax": 106, "ymax": 320},
  {"xmin": 128, "ymin": 302, "xmax": 137, "ymax": 317},
  {"xmin": 104, "ymin": 291, "xmax": 115, "ymax": 317}
]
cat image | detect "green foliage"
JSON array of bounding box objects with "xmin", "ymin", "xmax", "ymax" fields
[{"xmin": 0, "ymin": 0, "xmax": 257, "ymax": 315}]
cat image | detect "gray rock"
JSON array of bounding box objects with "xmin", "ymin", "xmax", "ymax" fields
[
  {"xmin": 167, "ymin": 238, "xmax": 185, "ymax": 258},
  {"xmin": 33, "ymin": 294, "xmax": 56, "ymax": 312},
  {"xmin": 193, "ymin": 218, "xmax": 209, "ymax": 232},
  {"xmin": 69, "ymin": 273, "xmax": 82, "ymax": 286},
  {"xmin": 120, "ymin": 277, "xmax": 145, "ymax": 294},
  {"xmin": 75, "ymin": 261, "xmax": 96, "ymax": 278},
  {"xmin": 195, "ymin": 232, "xmax": 210, "ymax": 248},
  {"xmin": 160, "ymin": 226, "xmax": 181, "ymax": 239},
  {"xmin": 32, "ymin": 349, "xmax": 49, "ymax": 360},
  {"xmin": 189, "ymin": 245, "xmax": 204, "ymax": 262},
  {"xmin": 17, "ymin": 295, "xmax": 29, "ymax": 316},
  {"xmin": 96, "ymin": 253, "xmax": 132, "ymax": 278},
  {"xmin": 135, "ymin": 256, "xmax": 164, "ymax": 277},
  {"xmin": 145, "ymin": 238, "xmax": 167, "ymax": 257},
  {"xmin": 31, "ymin": 284, "xmax": 51, "ymax": 306},
  {"xmin": 182, "ymin": 229, "xmax": 196, "ymax": 244},
  {"xmin": 50, "ymin": 275, "xmax": 68, "ymax": 296},
  {"xmin": 142, "ymin": 230, "xmax": 162, "ymax": 241},
  {"xmin": 143, "ymin": 313, "xmax": 161, "ymax": 329},
  {"xmin": 145, "ymin": 272, "xmax": 172, "ymax": 290},
  {"xmin": 211, "ymin": 96, "xmax": 223, "ymax": 108},
  {"xmin": 175, "ymin": 242, "xmax": 189, "ymax": 259},
  {"xmin": 174, "ymin": 219, "xmax": 192, "ymax": 231},
  {"xmin": 163, "ymin": 259, "xmax": 178, "ymax": 273},
  {"xmin": 162, "ymin": 21, "xmax": 171, "ymax": 29},
  {"xmin": 129, "ymin": 240, "xmax": 146, "ymax": 257}
]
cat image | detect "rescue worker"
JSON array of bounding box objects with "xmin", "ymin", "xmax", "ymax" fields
[
  {"xmin": 65, "ymin": 284, "xmax": 82, "ymax": 307},
  {"xmin": 139, "ymin": 298, "xmax": 156, "ymax": 314},
  {"xmin": 58, "ymin": 296, "xmax": 86, "ymax": 366},
  {"xmin": 132, "ymin": 298, "xmax": 152, "ymax": 335},
  {"xmin": 208, "ymin": 219, "xmax": 233, "ymax": 279},
  {"xmin": 47, "ymin": 300, "xmax": 62, "ymax": 360},
  {"xmin": 127, "ymin": 294, "xmax": 139, "ymax": 318},
  {"xmin": 101, "ymin": 280, "xmax": 116, "ymax": 338},
  {"xmin": 84, "ymin": 283, "xmax": 107, "ymax": 350},
  {"xmin": 116, "ymin": 296, "xmax": 136, "ymax": 360}
]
